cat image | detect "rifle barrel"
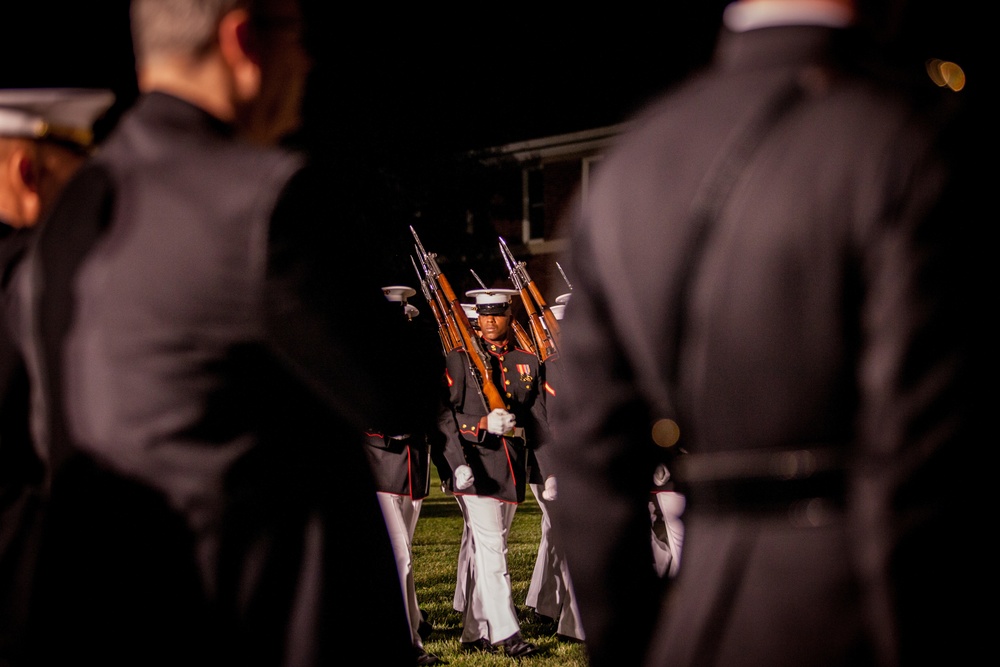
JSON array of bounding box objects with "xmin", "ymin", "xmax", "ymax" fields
[
  {"xmin": 498, "ymin": 238, "xmax": 557, "ymax": 361},
  {"xmin": 412, "ymin": 254, "xmax": 458, "ymax": 353},
  {"xmin": 412, "ymin": 226, "xmax": 506, "ymax": 411}
]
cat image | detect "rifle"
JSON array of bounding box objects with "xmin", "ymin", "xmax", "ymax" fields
[
  {"xmin": 412, "ymin": 255, "xmax": 458, "ymax": 353},
  {"xmin": 410, "ymin": 255, "xmax": 458, "ymax": 354},
  {"xmin": 471, "ymin": 268, "xmax": 536, "ymax": 355},
  {"xmin": 411, "ymin": 226, "xmax": 507, "ymax": 412},
  {"xmin": 416, "ymin": 246, "xmax": 466, "ymax": 359},
  {"xmin": 498, "ymin": 236, "xmax": 559, "ymax": 362}
]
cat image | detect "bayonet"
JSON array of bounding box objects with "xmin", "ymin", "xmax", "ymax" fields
[
  {"xmin": 499, "ymin": 243, "xmax": 525, "ymax": 291},
  {"xmin": 556, "ymin": 261, "xmax": 573, "ymax": 291},
  {"xmin": 470, "ymin": 269, "xmax": 488, "ymax": 289},
  {"xmin": 412, "ymin": 255, "xmax": 432, "ymax": 302},
  {"xmin": 410, "ymin": 225, "xmax": 442, "ymax": 277}
]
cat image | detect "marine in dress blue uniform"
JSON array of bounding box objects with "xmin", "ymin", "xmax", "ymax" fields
[
  {"xmin": 524, "ymin": 295, "xmax": 586, "ymax": 642},
  {"xmin": 437, "ymin": 288, "xmax": 542, "ymax": 658},
  {"xmin": 364, "ymin": 286, "xmax": 442, "ymax": 666}
]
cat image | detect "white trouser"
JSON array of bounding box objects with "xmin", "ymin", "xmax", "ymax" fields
[
  {"xmin": 453, "ymin": 496, "xmax": 472, "ymax": 612},
  {"xmin": 457, "ymin": 494, "xmax": 520, "ymax": 643},
  {"xmin": 377, "ymin": 492, "xmax": 424, "ymax": 647},
  {"xmin": 526, "ymin": 483, "xmax": 586, "ymax": 640},
  {"xmin": 650, "ymin": 490, "xmax": 686, "ymax": 578}
]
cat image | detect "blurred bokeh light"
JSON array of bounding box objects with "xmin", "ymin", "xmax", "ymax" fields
[{"xmin": 926, "ymin": 58, "xmax": 966, "ymax": 91}]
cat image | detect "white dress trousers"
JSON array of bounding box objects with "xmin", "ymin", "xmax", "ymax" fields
[
  {"xmin": 377, "ymin": 492, "xmax": 424, "ymax": 647},
  {"xmin": 456, "ymin": 494, "xmax": 520, "ymax": 643}
]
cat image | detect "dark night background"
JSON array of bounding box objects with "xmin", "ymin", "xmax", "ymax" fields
[
  {"xmin": 2, "ymin": 2, "xmax": 730, "ymax": 285},
  {"xmin": 4, "ymin": 2, "xmax": 983, "ymax": 149},
  {"xmin": 3, "ymin": 3, "xmax": 729, "ymax": 151},
  {"xmin": 2, "ymin": 1, "xmax": 985, "ymax": 289}
]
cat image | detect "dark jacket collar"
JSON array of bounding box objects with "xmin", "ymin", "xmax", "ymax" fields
[
  {"xmin": 129, "ymin": 91, "xmax": 236, "ymax": 139},
  {"xmin": 482, "ymin": 336, "xmax": 510, "ymax": 355}
]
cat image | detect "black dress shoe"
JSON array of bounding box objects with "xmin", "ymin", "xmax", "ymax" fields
[
  {"xmin": 417, "ymin": 621, "xmax": 434, "ymax": 641},
  {"xmin": 417, "ymin": 618, "xmax": 433, "ymax": 641},
  {"xmin": 497, "ymin": 633, "xmax": 541, "ymax": 658},
  {"xmin": 461, "ymin": 637, "xmax": 496, "ymax": 654},
  {"xmin": 532, "ymin": 611, "xmax": 556, "ymax": 626},
  {"xmin": 415, "ymin": 648, "xmax": 445, "ymax": 665},
  {"xmin": 556, "ymin": 633, "xmax": 585, "ymax": 644}
]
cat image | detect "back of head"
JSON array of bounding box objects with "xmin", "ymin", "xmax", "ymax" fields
[
  {"xmin": 130, "ymin": 0, "xmax": 309, "ymax": 145},
  {"xmin": 131, "ymin": 0, "xmax": 244, "ymax": 68}
]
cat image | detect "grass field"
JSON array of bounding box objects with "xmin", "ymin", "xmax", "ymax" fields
[{"xmin": 412, "ymin": 469, "xmax": 590, "ymax": 666}]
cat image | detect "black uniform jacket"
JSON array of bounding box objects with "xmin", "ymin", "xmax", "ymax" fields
[
  {"xmin": 0, "ymin": 224, "xmax": 43, "ymax": 662},
  {"xmin": 11, "ymin": 92, "xmax": 428, "ymax": 666},
  {"xmin": 439, "ymin": 336, "xmax": 545, "ymax": 503},
  {"xmin": 363, "ymin": 432, "xmax": 432, "ymax": 500},
  {"xmin": 527, "ymin": 354, "xmax": 560, "ymax": 486},
  {"xmin": 548, "ymin": 22, "xmax": 989, "ymax": 667}
]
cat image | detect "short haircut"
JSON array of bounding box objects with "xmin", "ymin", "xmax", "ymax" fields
[{"xmin": 130, "ymin": 0, "xmax": 246, "ymax": 66}]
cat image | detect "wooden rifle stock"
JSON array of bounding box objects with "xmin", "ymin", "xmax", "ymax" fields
[
  {"xmin": 511, "ymin": 320, "xmax": 537, "ymax": 354},
  {"xmin": 498, "ymin": 237, "xmax": 559, "ymax": 362},
  {"xmin": 528, "ymin": 281, "xmax": 561, "ymax": 344},
  {"xmin": 428, "ymin": 299, "xmax": 454, "ymax": 352},
  {"xmin": 411, "ymin": 227, "xmax": 507, "ymax": 412},
  {"xmin": 412, "ymin": 255, "xmax": 459, "ymax": 353},
  {"xmin": 435, "ymin": 290, "xmax": 462, "ymax": 352},
  {"xmin": 435, "ymin": 273, "xmax": 507, "ymax": 411},
  {"xmin": 518, "ymin": 285, "xmax": 558, "ymax": 362}
]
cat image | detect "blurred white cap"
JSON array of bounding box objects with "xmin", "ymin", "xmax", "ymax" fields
[{"xmin": 0, "ymin": 88, "xmax": 115, "ymax": 150}]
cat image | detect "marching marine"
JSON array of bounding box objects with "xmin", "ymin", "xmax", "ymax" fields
[
  {"xmin": 524, "ymin": 293, "xmax": 586, "ymax": 642},
  {"xmin": 364, "ymin": 285, "xmax": 443, "ymax": 666},
  {"xmin": 437, "ymin": 288, "xmax": 544, "ymax": 658}
]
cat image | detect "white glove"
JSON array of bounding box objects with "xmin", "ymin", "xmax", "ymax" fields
[
  {"xmin": 541, "ymin": 475, "xmax": 557, "ymax": 501},
  {"xmin": 653, "ymin": 463, "xmax": 670, "ymax": 487},
  {"xmin": 454, "ymin": 464, "xmax": 475, "ymax": 490},
  {"xmin": 486, "ymin": 408, "xmax": 516, "ymax": 435}
]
